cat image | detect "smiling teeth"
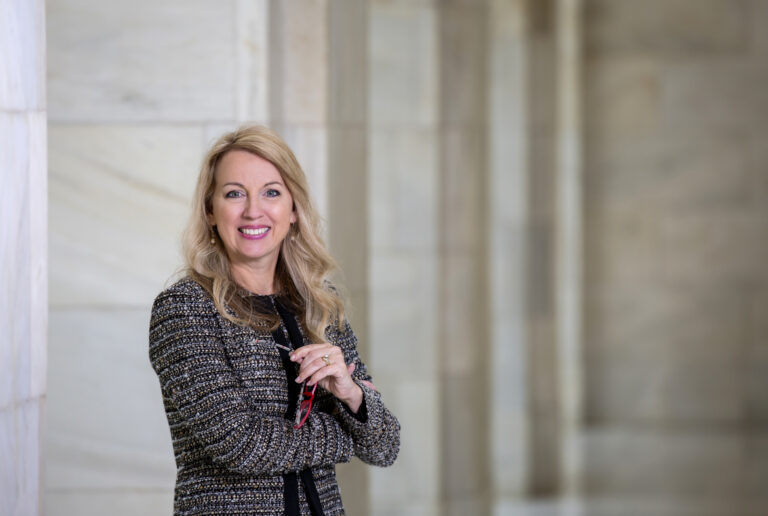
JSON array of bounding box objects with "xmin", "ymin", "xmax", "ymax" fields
[{"xmin": 241, "ymin": 227, "xmax": 269, "ymax": 236}]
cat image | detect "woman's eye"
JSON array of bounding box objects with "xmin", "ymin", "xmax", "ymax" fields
[
  {"xmin": 265, "ymin": 189, "xmax": 281, "ymax": 198},
  {"xmin": 225, "ymin": 190, "xmax": 244, "ymax": 198}
]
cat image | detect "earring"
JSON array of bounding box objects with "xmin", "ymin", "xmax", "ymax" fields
[
  {"xmin": 290, "ymin": 223, "xmax": 296, "ymax": 241},
  {"xmin": 209, "ymin": 227, "xmax": 216, "ymax": 245}
]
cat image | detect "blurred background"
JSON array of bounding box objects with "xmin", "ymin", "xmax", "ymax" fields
[{"xmin": 2, "ymin": 0, "xmax": 768, "ymax": 515}]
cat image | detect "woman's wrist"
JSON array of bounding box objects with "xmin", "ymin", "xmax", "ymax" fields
[{"xmin": 338, "ymin": 382, "xmax": 364, "ymax": 414}]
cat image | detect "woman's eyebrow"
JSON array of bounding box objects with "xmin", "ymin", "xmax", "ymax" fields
[{"xmin": 221, "ymin": 181, "xmax": 283, "ymax": 188}]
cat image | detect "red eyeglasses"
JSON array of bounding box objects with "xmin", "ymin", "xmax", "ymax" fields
[{"xmin": 294, "ymin": 381, "xmax": 317, "ymax": 429}]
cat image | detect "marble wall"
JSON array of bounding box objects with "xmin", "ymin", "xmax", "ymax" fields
[
  {"xmin": 582, "ymin": 0, "xmax": 768, "ymax": 512},
  {"xmin": 1, "ymin": 1, "xmax": 47, "ymax": 515},
  {"xmin": 41, "ymin": 0, "xmax": 768, "ymax": 515}
]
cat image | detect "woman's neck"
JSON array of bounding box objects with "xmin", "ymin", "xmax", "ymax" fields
[{"xmin": 230, "ymin": 261, "xmax": 278, "ymax": 295}]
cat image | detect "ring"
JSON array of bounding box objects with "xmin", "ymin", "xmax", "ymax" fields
[{"xmin": 322, "ymin": 354, "xmax": 331, "ymax": 366}]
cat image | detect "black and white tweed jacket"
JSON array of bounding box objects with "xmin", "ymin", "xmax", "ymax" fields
[{"xmin": 149, "ymin": 277, "xmax": 400, "ymax": 515}]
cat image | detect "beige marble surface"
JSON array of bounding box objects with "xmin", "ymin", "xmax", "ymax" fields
[
  {"xmin": 585, "ymin": 0, "xmax": 750, "ymax": 55},
  {"xmin": 582, "ymin": 428, "xmax": 758, "ymax": 497},
  {"xmin": 369, "ymin": 128, "xmax": 437, "ymax": 251},
  {"xmin": 46, "ymin": 309, "xmax": 176, "ymax": 490},
  {"xmin": 47, "ymin": 0, "xmax": 238, "ymax": 122},
  {"xmin": 585, "ymin": 57, "xmax": 661, "ymax": 141},
  {"xmin": 367, "ymin": 2, "xmax": 442, "ymax": 513},
  {"xmin": 370, "ymin": 379, "xmax": 439, "ymax": 516},
  {"xmin": 272, "ymin": 0, "xmax": 328, "ymax": 125},
  {"xmin": 48, "ymin": 124, "xmax": 203, "ymax": 306},
  {"xmin": 369, "ymin": 1, "xmax": 437, "ymax": 127},
  {"xmin": 583, "ymin": 0, "xmax": 768, "ymax": 508},
  {"xmin": 234, "ymin": 0, "xmax": 269, "ymax": 123},
  {"xmin": 663, "ymin": 60, "xmax": 768, "ymax": 131},
  {"xmin": 45, "ymin": 490, "xmax": 174, "ymax": 516}
]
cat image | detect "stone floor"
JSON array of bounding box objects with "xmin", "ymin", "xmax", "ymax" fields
[{"xmin": 495, "ymin": 497, "xmax": 768, "ymax": 516}]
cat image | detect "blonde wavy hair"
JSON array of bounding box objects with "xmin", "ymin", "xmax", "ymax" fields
[{"xmin": 183, "ymin": 125, "xmax": 345, "ymax": 342}]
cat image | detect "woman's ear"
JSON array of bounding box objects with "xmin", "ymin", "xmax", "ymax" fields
[{"xmin": 290, "ymin": 209, "xmax": 297, "ymax": 224}]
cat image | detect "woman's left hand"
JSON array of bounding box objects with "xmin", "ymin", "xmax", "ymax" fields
[{"xmin": 290, "ymin": 343, "xmax": 364, "ymax": 413}]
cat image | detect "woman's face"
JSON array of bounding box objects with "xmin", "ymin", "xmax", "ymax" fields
[{"xmin": 207, "ymin": 150, "xmax": 296, "ymax": 274}]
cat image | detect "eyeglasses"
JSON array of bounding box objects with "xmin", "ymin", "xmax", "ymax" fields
[
  {"xmin": 294, "ymin": 381, "xmax": 317, "ymax": 429},
  {"xmin": 274, "ymin": 342, "xmax": 317, "ymax": 429}
]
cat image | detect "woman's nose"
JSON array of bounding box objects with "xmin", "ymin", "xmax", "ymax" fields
[{"xmin": 243, "ymin": 198, "xmax": 262, "ymax": 218}]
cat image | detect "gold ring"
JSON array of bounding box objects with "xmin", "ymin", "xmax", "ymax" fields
[{"xmin": 322, "ymin": 354, "xmax": 331, "ymax": 366}]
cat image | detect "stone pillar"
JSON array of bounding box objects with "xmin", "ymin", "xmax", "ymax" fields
[
  {"xmin": 368, "ymin": 1, "xmax": 441, "ymax": 514},
  {"xmin": 0, "ymin": 1, "xmax": 47, "ymax": 515},
  {"xmin": 554, "ymin": 0, "xmax": 585, "ymax": 497},
  {"xmin": 487, "ymin": 0, "xmax": 532, "ymax": 508},
  {"xmin": 437, "ymin": 1, "xmax": 491, "ymax": 514},
  {"xmin": 525, "ymin": 0, "xmax": 563, "ymax": 496}
]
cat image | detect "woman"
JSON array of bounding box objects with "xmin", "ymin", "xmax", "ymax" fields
[{"xmin": 149, "ymin": 125, "xmax": 400, "ymax": 515}]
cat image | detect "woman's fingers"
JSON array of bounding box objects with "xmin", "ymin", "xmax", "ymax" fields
[
  {"xmin": 290, "ymin": 343, "xmax": 334, "ymax": 368},
  {"xmin": 292, "ymin": 343, "xmax": 345, "ymax": 384},
  {"xmin": 289, "ymin": 343, "xmax": 370, "ymax": 405}
]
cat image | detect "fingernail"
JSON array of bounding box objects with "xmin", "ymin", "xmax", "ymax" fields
[{"xmin": 295, "ymin": 377, "xmax": 302, "ymax": 383}]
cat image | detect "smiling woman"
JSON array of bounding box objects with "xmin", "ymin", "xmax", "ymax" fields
[
  {"xmin": 148, "ymin": 125, "xmax": 400, "ymax": 516},
  {"xmin": 207, "ymin": 150, "xmax": 297, "ymax": 293}
]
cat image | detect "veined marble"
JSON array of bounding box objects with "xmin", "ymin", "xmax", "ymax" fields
[
  {"xmin": 47, "ymin": 0, "xmax": 238, "ymax": 122},
  {"xmin": 370, "ymin": 379, "xmax": 440, "ymax": 513},
  {"xmin": 369, "ymin": 128, "xmax": 438, "ymax": 251},
  {"xmin": 46, "ymin": 309, "xmax": 176, "ymax": 490},
  {"xmin": 1, "ymin": 2, "xmax": 46, "ymax": 513},
  {"xmin": 45, "ymin": 490, "xmax": 173, "ymax": 516},
  {"xmin": 0, "ymin": 0, "xmax": 45, "ymax": 110},
  {"xmin": 370, "ymin": 1, "xmax": 438, "ymax": 127},
  {"xmin": 585, "ymin": 0, "xmax": 750, "ymax": 55},
  {"xmin": 48, "ymin": 125, "xmax": 204, "ymax": 306}
]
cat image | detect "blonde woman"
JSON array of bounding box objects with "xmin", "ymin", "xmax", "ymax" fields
[{"xmin": 149, "ymin": 126, "xmax": 400, "ymax": 515}]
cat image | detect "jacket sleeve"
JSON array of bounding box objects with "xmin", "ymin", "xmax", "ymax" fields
[
  {"xmin": 327, "ymin": 320, "xmax": 401, "ymax": 467},
  {"xmin": 148, "ymin": 286, "xmax": 353, "ymax": 476}
]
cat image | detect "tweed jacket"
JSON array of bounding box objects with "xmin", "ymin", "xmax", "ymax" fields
[{"xmin": 149, "ymin": 277, "xmax": 400, "ymax": 515}]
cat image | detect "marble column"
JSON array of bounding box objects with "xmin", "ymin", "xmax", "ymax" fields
[
  {"xmin": 437, "ymin": 1, "xmax": 491, "ymax": 514},
  {"xmin": 554, "ymin": 0, "xmax": 585, "ymax": 497},
  {"xmin": 487, "ymin": 0, "xmax": 532, "ymax": 509},
  {"xmin": 0, "ymin": 1, "xmax": 47, "ymax": 515},
  {"xmin": 368, "ymin": 1, "xmax": 441, "ymax": 514}
]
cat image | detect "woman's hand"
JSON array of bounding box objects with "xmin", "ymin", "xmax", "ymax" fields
[{"xmin": 290, "ymin": 343, "xmax": 365, "ymax": 413}]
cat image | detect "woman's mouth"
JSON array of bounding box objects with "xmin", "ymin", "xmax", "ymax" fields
[{"xmin": 239, "ymin": 227, "xmax": 270, "ymax": 239}]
